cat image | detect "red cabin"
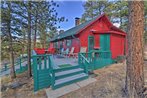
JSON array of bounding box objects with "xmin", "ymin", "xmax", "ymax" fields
[{"xmin": 50, "ymin": 13, "xmax": 127, "ymax": 59}]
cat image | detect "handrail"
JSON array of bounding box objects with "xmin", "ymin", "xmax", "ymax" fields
[
  {"xmin": 79, "ymin": 53, "xmax": 90, "ymax": 63},
  {"xmin": 78, "ymin": 50, "xmax": 112, "ymax": 71},
  {"xmin": 32, "ymin": 54, "xmax": 51, "ymax": 57},
  {"xmin": 78, "ymin": 52, "xmax": 92, "ymax": 74}
]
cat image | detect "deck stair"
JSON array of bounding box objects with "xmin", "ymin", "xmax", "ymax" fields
[{"xmin": 52, "ymin": 65, "xmax": 88, "ymax": 89}]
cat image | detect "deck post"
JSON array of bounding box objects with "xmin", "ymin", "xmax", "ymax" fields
[
  {"xmin": 19, "ymin": 57, "xmax": 22, "ymax": 70},
  {"xmin": 32, "ymin": 56, "xmax": 38, "ymax": 91}
]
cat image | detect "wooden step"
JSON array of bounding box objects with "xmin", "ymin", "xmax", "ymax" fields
[
  {"xmin": 53, "ymin": 73, "xmax": 88, "ymax": 89},
  {"xmin": 55, "ymin": 68, "xmax": 84, "ymax": 78},
  {"xmin": 53, "ymin": 65, "xmax": 80, "ymax": 73}
]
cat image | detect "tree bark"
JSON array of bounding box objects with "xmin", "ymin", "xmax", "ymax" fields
[
  {"xmin": 8, "ymin": 2, "xmax": 16, "ymax": 79},
  {"xmin": 8, "ymin": 29, "xmax": 16, "ymax": 79},
  {"xmin": 33, "ymin": 10, "xmax": 38, "ymax": 49},
  {"xmin": 126, "ymin": 1, "xmax": 145, "ymax": 98},
  {"xmin": 33, "ymin": 28, "xmax": 37, "ymax": 48},
  {"xmin": 27, "ymin": 1, "xmax": 32, "ymax": 77},
  {"xmin": 43, "ymin": 32, "xmax": 46, "ymax": 48}
]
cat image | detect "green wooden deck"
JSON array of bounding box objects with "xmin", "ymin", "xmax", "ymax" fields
[
  {"xmin": 32, "ymin": 50, "xmax": 113, "ymax": 92},
  {"xmin": 32, "ymin": 54, "xmax": 88, "ymax": 91}
]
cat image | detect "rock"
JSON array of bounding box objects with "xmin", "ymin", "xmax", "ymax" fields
[
  {"xmin": 1, "ymin": 85, "xmax": 7, "ymax": 92},
  {"xmin": 5, "ymin": 87, "xmax": 9, "ymax": 92},
  {"xmin": 9, "ymin": 82, "xmax": 23, "ymax": 89}
]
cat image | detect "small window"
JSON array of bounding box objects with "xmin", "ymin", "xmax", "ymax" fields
[
  {"xmin": 60, "ymin": 41, "xmax": 63, "ymax": 49},
  {"xmin": 54, "ymin": 42, "xmax": 58, "ymax": 48},
  {"xmin": 66, "ymin": 40, "xmax": 72, "ymax": 47}
]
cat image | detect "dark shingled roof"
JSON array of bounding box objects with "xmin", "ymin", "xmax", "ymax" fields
[{"xmin": 50, "ymin": 16, "xmax": 97, "ymax": 42}]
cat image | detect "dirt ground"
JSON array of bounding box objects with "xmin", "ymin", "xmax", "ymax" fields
[
  {"xmin": 1, "ymin": 72, "xmax": 47, "ymax": 98},
  {"xmin": 1, "ymin": 62, "xmax": 147, "ymax": 98},
  {"xmin": 60, "ymin": 61, "xmax": 147, "ymax": 98}
]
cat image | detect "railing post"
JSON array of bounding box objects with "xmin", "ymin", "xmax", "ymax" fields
[
  {"xmin": 44, "ymin": 55, "xmax": 47, "ymax": 69},
  {"xmin": 20, "ymin": 57, "xmax": 22, "ymax": 70},
  {"xmin": 85, "ymin": 63, "xmax": 88, "ymax": 74},
  {"xmin": 78, "ymin": 53, "xmax": 83, "ymax": 68},
  {"xmin": 78, "ymin": 53, "xmax": 80, "ymax": 65},
  {"xmin": 49, "ymin": 55, "xmax": 55, "ymax": 88},
  {"xmin": 4, "ymin": 64, "xmax": 7, "ymax": 71},
  {"xmin": 38, "ymin": 57, "xmax": 42, "ymax": 70},
  {"xmin": 48, "ymin": 55, "xmax": 51, "ymax": 69},
  {"xmin": 32, "ymin": 56, "xmax": 38, "ymax": 92}
]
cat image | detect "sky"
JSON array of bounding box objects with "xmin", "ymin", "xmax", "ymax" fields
[
  {"xmin": 55, "ymin": 0, "xmax": 120, "ymax": 31},
  {"xmin": 55, "ymin": 1, "xmax": 86, "ymax": 31}
]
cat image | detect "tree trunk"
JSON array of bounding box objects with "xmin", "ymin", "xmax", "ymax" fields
[
  {"xmin": 33, "ymin": 29, "xmax": 37, "ymax": 48},
  {"xmin": 43, "ymin": 32, "xmax": 46, "ymax": 48},
  {"xmin": 27, "ymin": 1, "xmax": 32, "ymax": 77},
  {"xmin": 9, "ymin": 31, "xmax": 16, "ymax": 79},
  {"xmin": 125, "ymin": 1, "xmax": 145, "ymax": 98},
  {"xmin": 8, "ymin": 2, "xmax": 16, "ymax": 79},
  {"xmin": 33, "ymin": 11, "xmax": 38, "ymax": 49}
]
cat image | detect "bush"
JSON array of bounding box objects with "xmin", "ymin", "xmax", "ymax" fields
[{"xmin": 114, "ymin": 55, "xmax": 126, "ymax": 63}]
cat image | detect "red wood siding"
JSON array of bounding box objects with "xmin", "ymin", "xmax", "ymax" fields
[
  {"xmin": 94, "ymin": 34, "xmax": 100, "ymax": 48},
  {"xmin": 79, "ymin": 17, "xmax": 109, "ymax": 52},
  {"xmin": 50, "ymin": 15, "xmax": 126, "ymax": 59},
  {"xmin": 63, "ymin": 40, "xmax": 67, "ymax": 49},
  {"xmin": 71, "ymin": 39, "xmax": 80, "ymax": 53},
  {"xmin": 110, "ymin": 33, "xmax": 125, "ymax": 59},
  {"xmin": 58, "ymin": 41, "xmax": 60, "ymax": 48},
  {"xmin": 49, "ymin": 42, "xmax": 54, "ymax": 48}
]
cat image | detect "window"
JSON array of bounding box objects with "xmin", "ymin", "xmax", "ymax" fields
[
  {"xmin": 60, "ymin": 41, "xmax": 63, "ymax": 49},
  {"xmin": 54, "ymin": 42, "xmax": 58, "ymax": 48},
  {"xmin": 66, "ymin": 40, "xmax": 72, "ymax": 47}
]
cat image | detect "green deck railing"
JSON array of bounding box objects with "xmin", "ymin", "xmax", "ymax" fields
[
  {"xmin": 94, "ymin": 51, "xmax": 112, "ymax": 69},
  {"xmin": 49, "ymin": 56, "xmax": 55, "ymax": 88},
  {"xmin": 0, "ymin": 57, "xmax": 28, "ymax": 74},
  {"xmin": 78, "ymin": 51, "xmax": 113, "ymax": 71},
  {"xmin": 78, "ymin": 52, "xmax": 94, "ymax": 72},
  {"xmin": 32, "ymin": 54, "xmax": 54, "ymax": 91},
  {"xmin": 78, "ymin": 53, "xmax": 89, "ymax": 74}
]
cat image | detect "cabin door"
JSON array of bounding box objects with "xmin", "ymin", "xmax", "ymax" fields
[
  {"xmin": 88, "ymin": 36, "xmax": 94, "ymax": 52},
  {"xmin": 100, "ymin": 34, "xmax": 110, "ymax": 51}
]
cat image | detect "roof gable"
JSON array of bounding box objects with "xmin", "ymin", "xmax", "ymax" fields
[{"xmin": 50, "ymin": 13, "xmax": 126, "ymax": 42}]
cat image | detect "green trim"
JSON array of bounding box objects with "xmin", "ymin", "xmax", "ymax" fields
[{"xmin": 88, "ymin": 35, "xmax": 94, "ymax": 52}]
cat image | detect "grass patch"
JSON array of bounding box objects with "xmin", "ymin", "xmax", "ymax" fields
[
  {"xmin": 58, "ymin": 64, "xmax": 72, "ymax": 68},
  {"xmin": 1, "ymin": 75, "xmax": 12, "ymax": 84}
]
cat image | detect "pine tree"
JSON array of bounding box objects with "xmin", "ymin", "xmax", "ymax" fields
[
  {"xmin": 10, "ymin": 1, "xmax": 66, "ymax": 77},
  {"xmin": 1, "ymin": 1, "xmax": 22, "ymax": 79},
  {"xmin": 125, "ymin": 1, "xmax": 145, "ymax": 98},
  {"xmin": 81, "ymin": 0, "xmax": 128, "ymax": 31},
  {"xmin": 31, "ymin": 1, "xmax": 66, "ymax": 48}
]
